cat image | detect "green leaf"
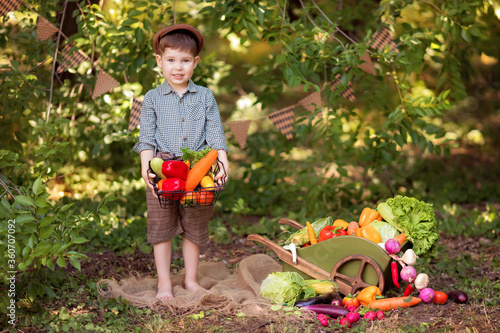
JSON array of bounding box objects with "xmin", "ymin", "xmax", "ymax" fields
[
  {"xmin": 57, "ymin": 256, "xmax": 66, "ymax": 268},
  {"xmin": 39, "ymin": 216, "xmax": 55, "ymax": 227},
  {"xmin": 39, "ymin": 226, "xmax": 54, "ymax": 239},
  {"xmin": 16, "ymin": 214, "xmax": 36, "ymax": 224},
  {"xmin": 72, "ymin": 237, "xmax": 89, "ymax": 244},
  {"xmin": 99, "ymin": 204, "xmax": 109, "ymax": 214},
  {"xmin": 69, "ymin": 256, "xmax": 81, "ymax": 271},
  {"xmin": 60, "ymin": 203, "xmax": 74, "ymax": 212},
  {"xmin": 0, "ymin": 206, "xmax": 10, "ymax": 218},
  {"xmin": 461, "ymin": 29, "xmax": 471, "ymax": 43},
  {"xmin": 33, "ymin": 177, "xmax": 44, "ymax": 196},
  {"xmin": 35, "ymin": 196, "xmax": 48, "ymax": 208},
  {"xmin": 43, "ymin": 285, "xmax": 57, "ymax": 298},
  {"xmin": 15, "ymin": 195, "xmax": 36, "ymax": 207}
]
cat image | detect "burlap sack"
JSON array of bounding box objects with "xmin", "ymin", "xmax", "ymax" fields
[{"xmin": 97, "ymin": 254, "xmax": 307, "ymax": 318}]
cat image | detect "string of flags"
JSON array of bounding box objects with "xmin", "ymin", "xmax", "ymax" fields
[{"xmin": 1, "ymin": 0, "xmax": 399, "ymax": 149}]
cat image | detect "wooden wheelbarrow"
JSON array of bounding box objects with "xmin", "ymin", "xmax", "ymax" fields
[{"xmin": 247, "ymin": 218, "xmax": 409, "ymax": 296}]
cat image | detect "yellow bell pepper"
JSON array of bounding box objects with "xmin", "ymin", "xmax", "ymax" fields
[
  {"xmin": 356, "ymin": 225, "xmax": 382, "ymax": 244},
  {"xmin": 357, "ymin": 286, "xmax": 382, "ymax": 306},
  {"xmin": 358, "ymin": 207, "xmax": 382, "ymax": 227},
  {"xmin": 332, "ymin": 219, "xmax": 350, "ymax": 229}
]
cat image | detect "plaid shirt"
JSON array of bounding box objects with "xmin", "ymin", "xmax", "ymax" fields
[{"xmin": 133, "ymin": 80, "xmax": 228, "ymax": 157}]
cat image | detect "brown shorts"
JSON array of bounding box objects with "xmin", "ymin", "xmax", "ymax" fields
[{"xmin": 146, "ymin": 152, "xmax": 213, "ymax": 245}]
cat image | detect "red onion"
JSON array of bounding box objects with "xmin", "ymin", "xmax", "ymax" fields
[
  {"xmin": 400, "ymin": 265, "xmax": 417, "ymax": 282},
  {"xmin": 419, "ymin": 288, "xmax": 435, "ymax": 303},
  {"xmin": 385, "ymin": 238, "xmax": 401, "ymax": 254},
  {"xmin": 330, "ymin": 299, "xmax": 342, "ymax": 307}
]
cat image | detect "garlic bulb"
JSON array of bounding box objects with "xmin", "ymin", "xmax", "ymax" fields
[
  {"xmin": 401, "ymin": 249, "xmax": 417, "ymax": 266},
  {"xmin": 414, "ymin": 273, "xmax": 429, "ymax": 291}
]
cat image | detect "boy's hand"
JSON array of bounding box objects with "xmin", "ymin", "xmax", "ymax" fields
[
  {"xmin": 144, "ymin": 171, "xmax": 158, "ymax": 198},
  {"xmin": 215, "ymin": 150, "xmax": 229, "ymax": 186}
]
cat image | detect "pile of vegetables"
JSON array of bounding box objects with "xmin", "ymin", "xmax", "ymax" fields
[
  {"xmin": 149, "ymin": 148, "xmax": 221, "ymax": 206},
  {"xmin": 283, "ymin": 195, "xmax": 440, "ymax": 258},
  {"xmin": 261, "ymin": 196, "xmax": 468, "ymax": 328}
]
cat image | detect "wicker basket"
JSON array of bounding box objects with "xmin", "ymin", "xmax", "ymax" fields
[{"xmin": 149, "ymin": 157, "xmax": 226, "ymax": 208}]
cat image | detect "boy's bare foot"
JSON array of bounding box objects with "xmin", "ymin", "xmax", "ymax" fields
[
  {"xmin": 184, "ymin": 280, "xmax": 202, "ymax": 292},
  {"xmin": 156, "ymin": 284, "xmax": 174, "ymax": 301}
]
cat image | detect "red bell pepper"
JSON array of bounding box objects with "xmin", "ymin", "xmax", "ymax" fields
[
  {"xmin": 318, "ymin": 226, "xmax": 335, "ymax": 242},
  {"xmin": 162, "ymin": 160, "xmax": 189, "ymax": 180},
  {"xmin": 160, "ymin": 178, "xmax": 186, "ymax": 200}
]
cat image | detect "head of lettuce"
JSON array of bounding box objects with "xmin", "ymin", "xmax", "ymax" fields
[
  {"xmin": 260, "ymin": 271, "xmax": 304, "ymax": 304},
  {"xmin": 377, "ymin": 195, "xmax": 440, "ymax": 257}
]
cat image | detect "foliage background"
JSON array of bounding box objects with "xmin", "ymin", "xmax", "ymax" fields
[{"xmin": 0, "ymin": 0, "xmax": 499, "ymax": 330}]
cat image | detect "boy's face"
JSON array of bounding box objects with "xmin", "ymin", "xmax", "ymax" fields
[{"xmin": 156, "ymin": 48, "xmax": 200, "ymax": 93}]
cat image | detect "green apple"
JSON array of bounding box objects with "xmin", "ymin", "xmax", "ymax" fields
[{"xmin": 150, "ymin": 157, "xmax": 166, "ymax": 179}]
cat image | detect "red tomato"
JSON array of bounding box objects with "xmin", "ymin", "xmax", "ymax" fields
[
  {"xmin": 198, "ymin": 190, "xmax": 214, "ymax": 205},
  {"xmin": 342, "ymin": 296, "xmax": 360, "ymax": 308}
]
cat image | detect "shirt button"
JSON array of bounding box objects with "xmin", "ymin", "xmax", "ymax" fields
[
  {"xmin": 179, "ymin": 99, "xmax": 182, "ymax": 103},
  {"xmin": 182, "ymin": 118, "xmax": 185, "ymax": 122},
  {"xmin": 183, "ymin": 137, "xmax": 187, "ymax": 141}
]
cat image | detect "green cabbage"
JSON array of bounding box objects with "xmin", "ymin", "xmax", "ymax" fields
[
  {"xmin": 370, "ymin": 220, "xmax": 400, "ymax": 243},
  {"xmin": 377, "ymin": 195, "xmax": 440, "ymax": 257},
  {"xmin": 260, "ymin": 271, "xmax": 304, "ymax": 304}
]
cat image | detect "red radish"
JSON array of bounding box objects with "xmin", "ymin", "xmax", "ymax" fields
[
  {"xmin": 346, "ymin": 305, "xmax": 357, "ymax": 312},
  {"xmin": 346, "ymin": 312, "xmax": 359, "ymax": 323},
  {"xmin": 364, "ymin": 311, "xmax": 376, "ymax": 321},
  {"xmin": 339, "ymin": 317, "xmax": 352, "ymax": 328},
  {"xmin": 375, "ymin": 310, "xmax": 385, "ymax": 320}
]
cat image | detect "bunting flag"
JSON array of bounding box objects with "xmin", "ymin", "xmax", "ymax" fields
[
  {"xmin": 329, "ymin": 74, "xmax": 356, "ymax": 102},
  {"xmin": 371, "ymin": 26, "xmax": 399, "ymax": 53},
  {"xmin": 92, "ymin": 70, "xmax": 120, "ymax": 99},
  {"xmin": 358, "ymin": 51, "xmax": 376, "ymax": 75},
  {"xmin": 36, "ymin": 16, "xmax": 58, "ymax": 41},
  {"xmin": 228, "ymin": 120, "xmax": 251, "ymax": 149},
  {"xmin": 57, "ymin": 44, "xmax": 91, "ymax": 74},
  {"xmin": 0, "ymin": 0, "xmax": 23, "ymax": 16},
  {"xmin": 128, "ymin": 97, "xmax": 143, "ymax": 131},
  {"xmin": 268, "ymin": 106, "xmax": 295, "ymax": 141},
  {"xmin": 298, "ymin": 91, "xmax": 323, "ymax": 112}
]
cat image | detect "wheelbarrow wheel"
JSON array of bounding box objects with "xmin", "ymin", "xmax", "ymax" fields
[{"xmin": 330, "ymin": 254, "xmax": 385, "ymax": 295}]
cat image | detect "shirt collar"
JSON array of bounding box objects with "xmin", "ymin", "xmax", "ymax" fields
[{"xmin": 160, "ymin": 80, "xmax": 198, "ymax": 95}]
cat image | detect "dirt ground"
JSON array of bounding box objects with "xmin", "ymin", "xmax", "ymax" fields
[{"xmin": 72, "ymin": 229, "xmax": 500, "ymax": 333}]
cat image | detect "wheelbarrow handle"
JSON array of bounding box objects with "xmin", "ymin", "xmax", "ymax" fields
[
  {"xmin": 247, "ymin": 234, "xmax": 330, "ymax": 281},
  {"xmin": 278, "ymin": 218, "xmax": 305, "ymax": 230}
]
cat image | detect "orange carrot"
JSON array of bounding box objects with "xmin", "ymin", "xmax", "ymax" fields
[
  {"xmin": 306, "ymin": 221, "xmax": 317, "ymax": 245},
  {"xmin": 347, "ymin": 221, "xmax": 359, "ymax": 236},
  {"xmin": 368, "ymin": 296, "xmax": 421, "ymax": 311},
  {"xmin": 395, "ymin": 233, "xmax": 407, "ymax": 245},
  {"xmin": 185, "ymin": 150, "xmax": 218, "ymax": 191}
]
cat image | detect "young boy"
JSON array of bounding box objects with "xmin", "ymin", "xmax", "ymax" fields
[{"xmin": 133, "ymin": 24, "xmax": 229, "ymax": 301}]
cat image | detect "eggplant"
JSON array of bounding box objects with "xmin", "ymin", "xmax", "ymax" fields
[
  {"xmin": 446, "ymin": 289, "xmax": 468, "ymax": 303},
  {"xmin": 302, "ymin": 304, "xmax": 349, "ymax": 318},
  {"xmin": 294, "ymin": 294, "xmax": 336, "ymax": 308}
]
